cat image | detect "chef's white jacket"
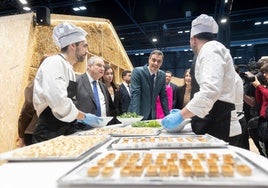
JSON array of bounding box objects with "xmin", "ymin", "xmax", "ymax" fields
[
  {"xmin": 33, "ymin": 55, "xmax": 79, "ymax": 122},
  {"xmin": 186, "ymin": 40, "xmax": 236, "ymax": 118}
]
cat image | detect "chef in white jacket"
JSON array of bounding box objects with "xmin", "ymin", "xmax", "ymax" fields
[
  {"xmin": 162, "ymin": 14, "xmax": 237, "ymax": 142},
  {"xmin": 33, "ymin": 22, "xmax": 101, "ymax": 143}
]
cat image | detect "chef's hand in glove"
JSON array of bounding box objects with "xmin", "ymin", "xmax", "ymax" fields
[
  {"xmin": 78, "ymin": 113, "xmax": 103, "ymax": 128},
  {"xmin": 161, "ymin": 109, "xmax": 184, "ymax": 131}
]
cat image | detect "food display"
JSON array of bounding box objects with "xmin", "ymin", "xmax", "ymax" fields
[
  {"xmin": 77, "ymin": 126, "xmax": 161, "ymax": 137},
  {"xmin": 132, "ymin": 120, "xmax": 162, "ymax": 128},
  {"xmin": 117, "ymin": 112, "xmax": 141, "ymax": 118},
  {"xmin": 0, "ymin": 135, "xmax": 110, "ymax": 161},
  {"xmin": 117, "ymin": 112, "xmax": 144, "ymax": 126},
  {"xmin": 112, "ymin": 134, "xmax": 227, "ymax": 150},
  {"xmin": 57, "ymin": 149, "xmax": 268, "ymax": 187}
]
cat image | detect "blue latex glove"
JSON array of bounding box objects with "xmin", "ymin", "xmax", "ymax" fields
[
  {"xmin": 78, "ymin": 113, "xmax": 103, "ymax": 128},
  {"xmin": 161, "ymin": 109, "xmax": 184, "ymax": 131},
  {"xmin": 170, "ymin": 109, "xmax": 180, "ymax": 114}
]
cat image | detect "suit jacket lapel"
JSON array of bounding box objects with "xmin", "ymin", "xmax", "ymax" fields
[
  {"xmin": 81, "ymin": 73, "xmax": 96, "ymax": 104},
  {"xmin": 155, "ymin": 70, "xmax": 161, "ymax": 84},
  {"xmin": 143, "ymin": 64, "xmax": 154, "ymax": 90}
]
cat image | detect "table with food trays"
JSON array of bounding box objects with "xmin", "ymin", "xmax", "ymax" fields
[{"xmin": 0, "ymin": 120, "xmax": 267, "ymax": 188}]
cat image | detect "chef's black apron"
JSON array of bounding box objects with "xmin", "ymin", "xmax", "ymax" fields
[
  {"xmin": 32, "ymin": 80, "xmax": 77, "ymax": 143},
  {"xmin": 190, "ymin": 56, "xmax": 234, "ymax": 142}
]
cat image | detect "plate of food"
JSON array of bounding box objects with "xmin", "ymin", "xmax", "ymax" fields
[
  {"xmin": 117, "ymin": 112, "xmax": 143, "ymax": 126},
  {"xmin": 94, "ymin": 116, "xmax": 113, "ymax": 127},
  {"xmin": 57, "ymin": 149, "xmax": 268, "ymax": 187},
  {"xmin": 0, "ymin": 135, "xmax": 111, "ymax": 161},
  {"xmin": 132, "ymin": 119, "xmax": 162, "ymax": 128},
  {"xmin": 77, "ymin": 126, "xmax": 161, "ymax": 137},
  {"xmin": 111, "ymin": 134, "xmax": 228, "ymax": 150}
]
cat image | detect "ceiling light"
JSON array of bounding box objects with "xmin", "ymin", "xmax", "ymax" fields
[
  {"xmin": 184, "ymin": 30, "xmax": 190, "ymax": 33},
  {"xmin": 73, "ymin": 7, "xmax": 80, "ymax": 11},
  {"xmin": 254, "ymin": 22, "xmax": 261, "ymax": 25},
  {"xmin": 140, "ymin": 53, "xmax": 144, "ymax": 55},
  {"xmin": 23, "ymin": 7, "xmax": 31, "ymax": 11},
  {"xmin": 177, "ymin": 31, "xmax": 183, "ymax": 34},
  {"xmin": 79, "ymin": 6, "xmax": 87, "ymax": 10},
  {"xmin": 152, "ymin": 38, "xmax": 157, "ymax": 42},
  {"xmin": 188, "ymin": 59, "xmax": 193, "ymax": 62},
  {"xmin": 241, "ymin": 44, "xmax": 246, "ymax": 47},
  {"xmin": 247, "ymin": 44, "xmax": 252, "ymax": 46},
  {"xmin": 263, "ymin": 21, "xmax": 268, "ymax": 24},
  {"xmin": 220, "ymin": 18, "xmax": 227, "ymax": 23},
  {"xmin": 135, "ymin": 53, "xmax": 139, "ymax": 56},
  {"xmin": 120, "ymin": 37, "xmax": 125, "ymax": 40},
  {"xmin": 19, "ymin": 0, "xmax": 28, "ymax": 5}
]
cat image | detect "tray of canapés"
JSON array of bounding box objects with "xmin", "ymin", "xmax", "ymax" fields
[
  {"xmin": 111, "ymin": 134, "xmax": 228, "ymax": 150},
  {"xmin": 0, "ymin": 135, "xmax": 111, "ymax": 161},
  {"xmin": 77, "ymin": 120, "xmax": 162, "ymax": 137},
  {"xmin": 57, "ymin": 149, "xmax": 268, "ymax": 187}
]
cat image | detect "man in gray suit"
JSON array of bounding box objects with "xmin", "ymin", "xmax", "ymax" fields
[
  {"xmin": 75, "ymin": 56, "xmax": 114, "ymax": 129},
  {"xmin": 128, "ymin": 50, "xmax": 169, "ymax": 120},
  {"xmin": 165, "ymin": 70, "xmax": 179, "ymax": 107},
  {"xmin": 119, "ymin": 70, "xmax": 131, "ymax": 114}
]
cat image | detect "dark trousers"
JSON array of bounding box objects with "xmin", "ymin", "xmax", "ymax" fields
[
  {"xmin": 24, "ymin": 134, "xmax": 33, "ymax": 146},
  {"xmin": 259, "ymin": 140, "xmax": 268, "ymax": 157},
  {"xmin": 229, "ymin": 133, "xmax": 249, "ymax": 150},
  {"xmin": 249, "ymin": 127, "xmax": 265, "ymax": 156}
]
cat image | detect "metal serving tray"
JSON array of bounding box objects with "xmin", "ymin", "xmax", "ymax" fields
[
  {"xmin": 76, "ymin": 126, "xmax": 161, "ymax": 137},
  {"xmin": 0, "ymin": 135, "xmax": 111, "ymax": 162},
  {"xmin": 111, "ymin": 134, "xmax": 228, "ymax": 150},
  {"xmin": 57, "ymin": 149, "xmax": 268, "ymax": 187}
]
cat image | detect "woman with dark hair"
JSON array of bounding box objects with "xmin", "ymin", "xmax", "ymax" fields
[
  {"xmin": 173, "ymin": 69, "xmax": 191, "ymax": 109},
  {"xmin": 101, "ymin": 64, "xmax": 121, "ymax": 124}
]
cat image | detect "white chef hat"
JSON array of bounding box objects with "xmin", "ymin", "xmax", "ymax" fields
[
  {"xmin": 52, "ymin": 22, "xmax": 88, "ymax": 49},
  {"xmin": 190, "ymin": 14, "xmax": 218, "ymax": 37}
]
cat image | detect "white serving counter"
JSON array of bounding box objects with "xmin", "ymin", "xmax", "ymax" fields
[{"xmin": 0, "ymin": 124, "xmax": 268, "ymax": 188}]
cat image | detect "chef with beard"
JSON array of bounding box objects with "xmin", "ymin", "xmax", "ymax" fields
[{"xmin": 32, "ymin": 22, "xmax": 102, "ymax": 143}]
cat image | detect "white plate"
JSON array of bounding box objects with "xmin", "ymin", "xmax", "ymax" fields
[
  {"xmin": 117, "ymin": 116, "xmax": 143, "ymax": 126},
  {"xmin": 92, "ymin": 116, "xmax": 113, "ymax": 127}
]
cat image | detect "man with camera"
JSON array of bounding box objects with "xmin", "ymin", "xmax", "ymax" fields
[{"xmin": 251, "ymin": 60, "xmax": 268, "ymax": 157}]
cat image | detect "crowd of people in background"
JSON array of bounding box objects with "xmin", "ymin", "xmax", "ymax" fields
[{"xmin": 17, "ymin": 15, "xmax": 268, "ymax": 158}]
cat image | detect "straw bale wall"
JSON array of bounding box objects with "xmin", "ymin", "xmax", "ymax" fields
[{"xmin": 0, "ymin": 13, "xmax": 132, "ymax": 154}]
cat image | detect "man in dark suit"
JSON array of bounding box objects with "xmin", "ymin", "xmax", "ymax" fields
[
  {"xmin": 165, "ymin": 71, "xmax": 179, "ymax": 107},
  {"xmin": 76, "ymin": 56, "xmax": 114, "ymax": 129},
  {"xmin": 119, "ymin": 70, "xmax": 132, "ymax": 114},
  {"xmin": 128, "ymin": 50, "xmax": 169, "ymax": 120}
]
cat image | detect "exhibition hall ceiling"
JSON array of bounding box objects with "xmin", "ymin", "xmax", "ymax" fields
[{"xmin": 1, "ymin": 0, "xmax": 268, "ymax": 53}]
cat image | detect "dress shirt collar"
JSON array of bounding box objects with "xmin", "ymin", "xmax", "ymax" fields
[
  {"xmin": 86, "ymin": 72, "xmax": 98, "ymax": 84},
  {"xmin": 123, "ymin": 81, "xmax": 130, "ymax": 87},
  {"xmin": 147, "ymin": 66, "xmax": 157, "ymax": 77}
]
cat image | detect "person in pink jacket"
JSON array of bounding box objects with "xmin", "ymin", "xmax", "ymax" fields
[{"xmin": 156, "ymin": 81, "xmax": 173, "ymax": 119}]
